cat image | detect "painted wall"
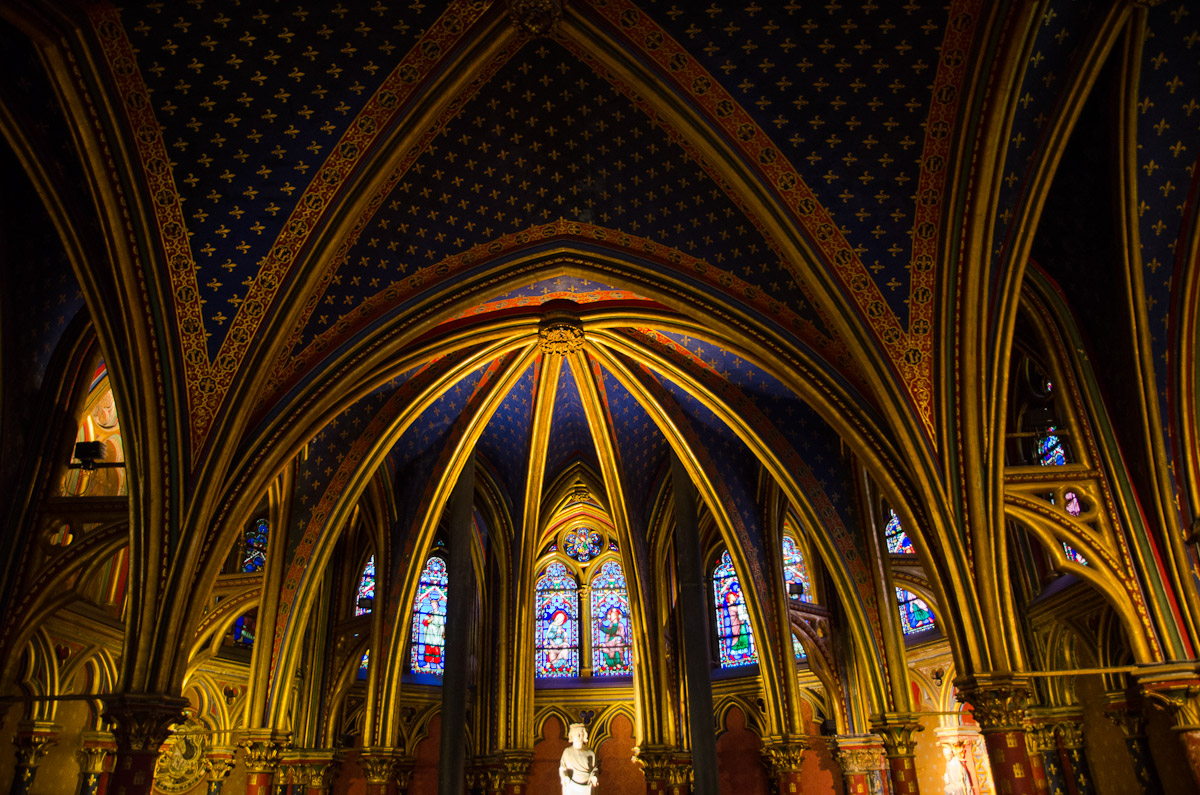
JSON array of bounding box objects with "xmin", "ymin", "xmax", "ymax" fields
[
  {"xmin": 715, "ymin": 704, "xmax": 769, "ymax": 795},
  {"xmin": 596, "ymin": 713, "xmax": 643, "ymax": 795}
]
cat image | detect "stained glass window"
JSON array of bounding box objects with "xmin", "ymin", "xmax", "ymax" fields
[
  {"xmin": 563, "ymin": 528, "xmax": 604, "ymax": 563},
  {"xmin": 1037, "ymin": 426, "xmax": 1067, "ymax": 466},
  {"xmin": 896, "ymin": 587, "xmax": 935, "ymax": 635},
  {"xmin": 242, "ymin": 519, "xmax": 268, "ymax": 573},
  {"xmin": 1062, "ymin": 544, "xmax": 1088, "ymax": 566},
  {"xmin": 884, "ymin": 511, "xmax": 914, "ymax": 554},
  {"xmin": 1064, "ymin": 491, "xmax": 1082, "ymax": 516},
  {"xmin": 410, "ymin": 556, "xmax": 448, "ymax": 675},
  {"xmin": 713, "ymin": 551, "xmax": 757, "ymax": 668},
  {"xmin": 355, "ymin": 555, "xmax": 375, "ymax": 616},
  {"xmin": 782, "ymin": 536, "xmax": 814, "ymax": 603},
  {"xmin": 591, "ymin": 560, "xmax": 633, "ymax": 676},
  {"xmin": 358, "ymin": 651, "xmax": 369, "ymax": 680},
  {"xmin": 535, "ymin": 561, "xmax": 579, "ymax": 678},
  {"xmin": 233, "ymin": 614, "xmax": 255, "ymax": 647}
]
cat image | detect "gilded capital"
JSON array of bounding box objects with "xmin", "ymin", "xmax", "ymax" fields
[
  {"xmin": 870, "ymin": 716, "xmax": 923, "ymax": 757},
  {"xmin": 237, "ymin": 729, "xmax": 290, "ymax": 774},
  {"xmin": 833, "ymin": 736, "xmax": 884, "ymax": 775},
  {"xmin": 538, "ymin": 310, "xmax": 584, "ymax": 355},
  {"xmin": 13, "ymin": 721, "xmax": 59, "ymax": 767},
  {"xmin": 956, "ymin": 680, "xmax": 1031, "ymax": 732},
  {"xmin": 102, "ymin": 693, "xmax": 189, "ymax": 753},
  {"xmin": 760, "ymin": 735, "xmax": 807, "ymax": 775},
  {"xmin": 632, "ymin": 745, "xmax": 673, "ymax": 781},
  {"xmin": 360, "ymin": 747, "xmax": 398, "ymax": 784}
]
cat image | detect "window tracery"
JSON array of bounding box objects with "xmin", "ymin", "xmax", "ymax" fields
[
  {"xmin": 590, "ymin": 559, "xmax": 632, "ymax": 676},
  {"xmin": 536, "ymin": 561, "xmax": 580, "ymax": 678},
  {"xmin": 410, "ymin": 556, "xmax": 448, "ymax": 675},
  {"xmin": 713, "ymin": 550, "xmax": 757, "ymax": 668}
]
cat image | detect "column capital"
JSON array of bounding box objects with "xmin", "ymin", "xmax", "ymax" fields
[
  {"xmin": 204, "ymin": 747, "xmax": 237, "ymax": 782},
  {"xmin": 1135, "ymin": 667, "xmax": 1200, "ymax": 732},
  {"xmin": 77, "ymin": 733, "xmax": 114, "ymax": 775},
  {"xmin": 295, "ymin": 749, "xmax": 344, "ymax": 789},
  {"xmin": 101, "ymin": 693, "xmax": 189, "ymax": 752},
  {"xmin": 1103, "ymin": 695, "xmax": 1149, "ymax": 738},
  {"xmin": 237, "ymin": 728, "xmax": 291, "ymax": 774},
  {"xmin": 497, "ymin": 749, "xmax": 533, "ymax": 784},
  {"xmin": 760, "ymin": 734, "xmax": 808, "ymax": 776},
  {"xmin": 870, "ymin": 714, "xmax": 923, "ymax": 757},
  {"xmin": 833, "ymin": 734, "xmax": 885, "ymax": 774},
  {"xmin": 955, "ymin": 676, "xmax": 1032, "ymax": 733},
  {"xmin": 14, "ymin": 720, "xmax": 60, "ymax": 766},
  {"xmin": 633, "ymin": 745, "xmax": 674, "ymax": 781},
  {"xmin": 359, "ymin": 746, "xmax": 400, "ymax": 784},
  {"xmin": 1023, "ymin": 723, "xmax": 1057, "ymax": 753}
]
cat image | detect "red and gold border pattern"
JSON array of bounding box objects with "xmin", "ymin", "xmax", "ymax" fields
[
  {"xmin": 275, "ymin": 220, "xmax": 861, "ymax": 401},
  {"xmin": 89, "ymin": 2, "xmax": 494, "ymax": 455}
]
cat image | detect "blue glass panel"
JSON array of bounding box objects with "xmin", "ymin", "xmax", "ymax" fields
[
  {"xmin": 591, "ymin": 560, "xmax": 632, "ymax": 676},
  {"xmin": 410, "ymin": 557, "xmax": 448, "ymax": 675},
  {"xmin": 242, "ymin": 518, "xmax": 268, "ymax": 573},
  {"xmin": 713, "ymin": 551, "xmax": 757, "ymax": 668},
  {"xmin": 895, "ymin": 587, "xmax": 935, "ymax": 635},
  {"xmin": 233, "ymin": 614, "xmax": 255, "ymax": 647},
  {"xmin": 355, "ymin": 555, "xmax": 375, "ymax": 616},
  {"xmin": 536, "ymin": 561, "xmax": 579, "ymax": 677},
  {"xmin": 1037, "ymin": 426, "xmax": 1067, "ymax": 466},
  {"xmin": 885, "ymin": 511, "xmax": 915, "ymax": 555}
]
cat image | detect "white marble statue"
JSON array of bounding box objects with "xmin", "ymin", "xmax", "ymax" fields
[{"xmin": 559, "ymin": 723, "xmax": 598, "ymax": 794}]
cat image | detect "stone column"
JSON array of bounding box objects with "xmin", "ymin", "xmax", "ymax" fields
[
  {"xmin": 761, "ymin": 735, "xmax": 807, "ymax": 795},
  {"xmin": 874, "ymin": 717, "xmax": 922, "ymax": 795},
  {"xmin": 103, "ymin": 693, "xmax": 188, "ymax": 795},
  {"xmin": 666, "ymin": 752, "xmax": 694, "ymax": 795},
  {"xmin": 239, "ymin": 729, "xmax": 289, "ymax": 795},
  {"xmin": 295, "ymin": 750, "xmax": 342, "ymax": 795},
  {"xmin": 485, "ymin": 766, "xmax": 505, "ymax": 795},
  {"xmin": 958, "ymin": 678, "xmax": 1037, "ymax": 795},
  {"xmin": 834, "ymin": 735, "xmax": 885, "ymax": 795},
  {"xmin": 496, "ymin": 750, "xmax": 532, "ymax": 795},
  {"xmin": 440, "ymin": 455, "xmax": 475, "ymax": 795},
  {"xmin": 77, "ymin": 730, "xmax": 116, "ymax": 795},
  {"xmin": 11, "ymin": 720, "xmax": 58, "ymax": 795},
  {"xmin": 1105, "ymin": 699, "xmax": 1163, "ymax": 795},
  {"xmin": 670, "ymin": 455, "xmax": 719, "ymax": 795},
  {"xmin": 1054, "ymin": 720, "xmax": 1094, "ymax": 795},
  {"xmin": 204, "ymin": 747, "xmax": 237, "ymax": 794}
]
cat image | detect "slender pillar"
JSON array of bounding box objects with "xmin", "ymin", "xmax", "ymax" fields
[
  {"xmin": 11, "ymin": 720, "xmax": 58, "ymax": 795},
  {"xmin": 670, "ymin": 455, "xmax": 718, "ymax": 795},
  {"xmin": 239, "ymin": 729, "xmax": 289, "ymax": 795},
  {"xmin": 440, "ymin": 454, "xmax": 476, "ymax": 795},
  {"xmin": 874, "ymin": 717, "xmax": 922, "ymax": 795},
  {"xmin": 1105, "ymin": 699, "xmax": 1163, "ymax": 795},
  {"xmin": 1055, "ymin": 720, "xmax": 1094, "ymax": 795},
  {"xmin": 103, "ymin": 693, "xmax": 188, "ymax": 795},
  {"xmin": 834, "ymin": 735, "xmax": 885, "ymax": 795},
  {"xmin": 958, "ymin": 678, "xmax": 1038, "ymax": 795},
  {"xmin": 761, "ymin": 736, "xmax": 807, "ymax": 794},
  {"xmin": 394, "ymin": 755, "xmax": 415, "ymax": 795},
  {"xmin": 77, "ymin": 730, "xmax": 116, "ymax": 795},
  {"xmin": 205, "ymin": 747, "xmax": 237, "ymax": 794},
  {"xmin": 360, "ymin": 748, "xmax": 396, "ymax": 795},
  {"xmin": 1020, "ymin": 730, "xmax": 1049, "ymax": 794},
  {"xmin": 1026, "ymin": 724, "xmax": 1061, "ymax": 795}
]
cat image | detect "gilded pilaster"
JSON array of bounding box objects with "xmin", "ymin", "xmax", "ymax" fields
[
  {"xmin": 239, "ymin": 729, "xmax": 290, "ymax": 795},
  {"xmin": 958, "ymin": 679, "xmax": 1037, "ymax": 795},
  {"xmin": 872, "ymin": 715, "xmax": 923, "ymax": 795},
  {"xmin": 204, "ymin": 747, "xmax": 237, "ymax": 795},
  {"xmin": 11, "ymin": 720, "xmax": 58, "ymax": 795},
  {"xmin": 761, "ymin": 734, "xmax": 807, "ymax": 795},
  {"xmin": 77, "ymin": 730, "xmax": 116, "ymax": 795}
]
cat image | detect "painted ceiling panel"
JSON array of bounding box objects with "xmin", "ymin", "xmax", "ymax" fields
[
  {"xmin": 1138, "ymin": 3, "xmax": 1200, "ymax": 475},
  {"xmin": 118, "ymin": 0, "xmax": 441, "ymax": 357},
  {"xmin": 595, "ymin": 359, "xmax": 668, "ymax": 532},
  {"xmin": 299, "ymin": 38, "xmax": 829, "ymax": 353},
  {"xmin": 650, "ymin": 362, "xmax": 768, "ymax": 574},
  {"xmin": 991, "ymin": 0, "xmax": 1097, "ymax": 270},
  {"xmin": 544, "ymin": 356, "xmax": 601, "ymax": 480},
  {"xmin": 637, "ymin": 0, "xmax": 954, "ymax": 322},
  {"xmin": 476, "ymin": 354, "xmax": 537, "ymax": 506}
]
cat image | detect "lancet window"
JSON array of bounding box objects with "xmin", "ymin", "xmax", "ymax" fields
[
  {"xmin": 590, "ymin": 560, "xmax": 632, "ymax": 676},
  {"xmin": 884, "ymin": 510, "xmax": 915, "ymax": 554},
  {"xmin": 535, "ymin": 561, "xmax": 580, "ymax": 678},
  {"xmin": 410, "ymin": 555, "xmax": 448, "ymax": 675},
  {"xmin": 242, "ymin": 519, "xmax": 268, "ymax": 573},
  {"xmin": 895, "ymin": 587, "xmax": 935, "ymax": 635},
  {"xmin": 781, "ymin": 535, "xmax": 812, "ymax": 661},
  {"xmin": 61, "ymin": 362, "xmax": 127, "ymax": 497},
  {"xmin": 355, "ymin": 555, "xmax": 375, "ymax": 616},
  {"xmin": 713, "ymin": 550, "xmax": 757, "ymax": 668}
]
